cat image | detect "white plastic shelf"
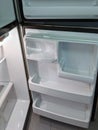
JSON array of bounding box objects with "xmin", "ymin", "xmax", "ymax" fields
[
  {"xmin": 25, "ymin": 31, "xmax": 98, "ymax": 83},
  {"xmin": 25, "ymin": 37, "xmax": 57, "ymax": 62},
  {"xmin": 33, "ymin": 94, "xmax": 92, "ymax": 128},
  {"xmin": 26, "ymin": 51, "xmax": 56, "ymax": 62},
  {"xmin": 29, "ymin": 74, "xmax": 94, "ymax": 104},
  {"xmin": 58, "ymin": 65, "xmax": 96, "ymax": 83},
  {"xmin": 6, "ymin": 100, "xmax": 30, "ymax": 130},
  {"xmin": 0, "ymin": 82, "xmax": 13, "ymax": 108},
  {"xmin": 58, "ymin": 41, "xmax": 98, "ymax": 83},
  {"xmin": 0, "ymin": 82, "xmax": 16, "ymax": 130}
]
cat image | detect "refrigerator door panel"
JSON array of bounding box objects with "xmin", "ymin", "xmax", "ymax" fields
[
  {"xmin": 2, "ymin": 27, "xmax": 30, "ymax": 130},
  {"xmin": 0, "ymin": 26, "xmax": 30, "ymax": 130},
  {"xmin": 0, "ymin": 0, "xmax": 30, "ymax": 129}
]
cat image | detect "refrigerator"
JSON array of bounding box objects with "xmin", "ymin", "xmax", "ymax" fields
[{"xmin": 0, "ymin": 0, "xmax": 98, "ymax": 129}]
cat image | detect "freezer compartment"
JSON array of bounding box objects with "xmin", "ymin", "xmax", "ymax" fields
[
  {"xmin": 58, "ymin": 42, "xmax": 98, "ymax": 83},
  {"xmin": 22, "ymin": 0, "xmax": 98, "ymax": 19},
  {"xmin": 33, "ymin": 93, "xmax": 92, "ymax": 128},
  {"xmin": 0, "ymin": 82, "xmax": 17, "ymax": 130},
  {"xmin": 25, "ymin": 37, "xmax": 57, "ymax": 62},
  {"xmin": 29, "ymin": 61, "xmax": 95, "ymax": 104}
]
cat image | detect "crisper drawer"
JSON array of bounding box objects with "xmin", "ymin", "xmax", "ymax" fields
[{"xmin": 32, "ymin": 94, "xmax": 92, "ymax": 128}]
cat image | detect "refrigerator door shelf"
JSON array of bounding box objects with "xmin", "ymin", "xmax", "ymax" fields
[
  {"xmin": 26, "ymin": 52, "xmax": 57, "ymax": 62},
  {"xmin": 25, "ymin": 31, "xmax": 98, "ymax": 83},
  {"xmin": 57, "ymin": 41, "xmax": 98, "ymax": 83},
  {"xmin": 0, "ymin": 82, "xmax": 16, "ymax": 130},
  {"xmin": 58, "ymin": 64, "xmax": 96, "ymax": 84},
  {"xmin": 29, "ymin": 74, "xmax": 94, "ymax": 104},
  {"xmin": 33, "ymin": 94, "xmax": 92, "ymax": 128},
  {"xmin": 25, "ymin": 37, "xmax": 57, "ymax": 62},
  {"xmin": 0, "ymin": 82, "xmax": 13, "ymax": 107},
  {"xmin": 6, "ymin": 100, "xmax": 30, "ymax": 130},
  {"xmin": 25, "ymin": 31, "xmax": 98, "ymax": 45}
]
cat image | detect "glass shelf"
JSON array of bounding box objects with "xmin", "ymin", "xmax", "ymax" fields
[{"xmin": 22, "ymin": 0, "xmax": 98, "ymax": 19}]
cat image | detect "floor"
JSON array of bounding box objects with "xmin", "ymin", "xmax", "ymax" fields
[{"xmin": 27, "ymin": 106, "xmax": 98, "ymax": 130}]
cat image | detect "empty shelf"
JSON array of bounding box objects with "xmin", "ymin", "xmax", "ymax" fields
[
  {"xmin": 0, "ymin": 82, "xmax": 16, "ymax": 130},
  {"xmin": 0, "ymin": 82, "xmax": 13, "ymax": 108},
  {"xmin": 29, "ymin": 75, "xmax": 94, "ymax": 104},
  {"xmin": 33, "ymin": 95, "xmax": 91, "ymax": 128},
  {"xmin": 25, "ymin": 36, "xmax": 57, "ymax": 61},
  {"xmin": 6, "ymin": 100, "xmax": 30, "ymax": 130},
  {"xmin": 58, "ymin": 65, "xmax": 96, "ymax": 83},
  {"xmin": 26, "ymin": 52, "xmax": 56, "ymax": 62},
  {"xmin": 58, "ymin": 41, "xmax": 98, "ymax": 83}
]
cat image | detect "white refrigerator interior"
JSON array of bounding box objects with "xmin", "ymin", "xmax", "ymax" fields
[
  {"xmin": 22, "ymin": 0, "xmax": 98, "ymax": 19},
  {"xmin": 24, "ymin": 29, "xmax": 98, "ymax": 128},
  {"xmin": 0, "ymin": 27, "xmax": 30, "ymax": 130}
]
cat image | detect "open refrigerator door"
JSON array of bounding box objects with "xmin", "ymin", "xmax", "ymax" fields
[
  {"xmin": 0, "ymin": 28, "xmax": 30, "ymax": 130},
  {"xmin": 24, "ymin": 28, "xmax": 98, "ymax": 128}
]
